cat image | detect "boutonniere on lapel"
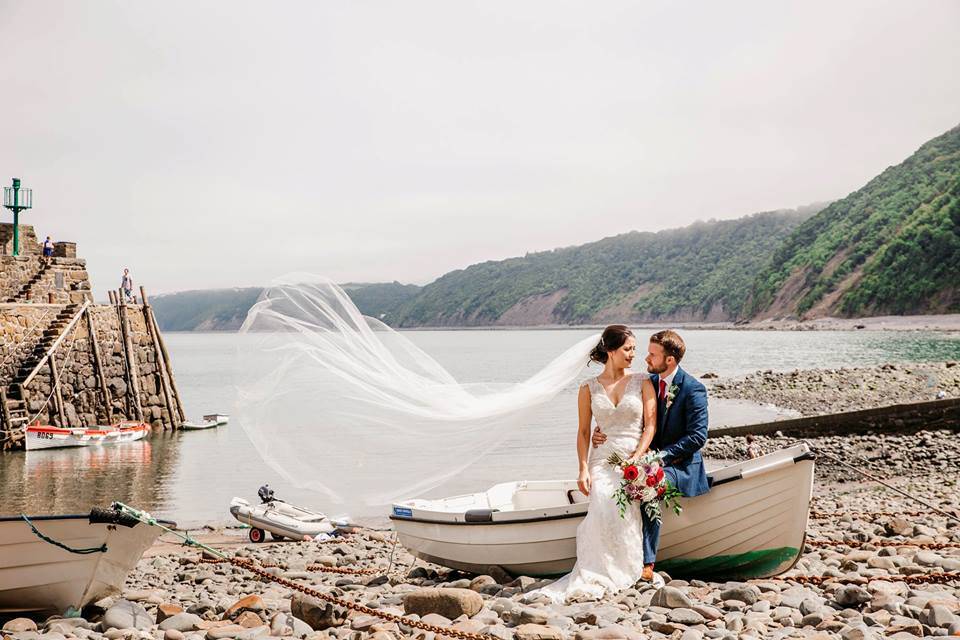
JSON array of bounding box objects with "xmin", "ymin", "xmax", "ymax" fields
[{"xmin": 665, "ymin": 384, "xmax": 680, "ymax": 410}]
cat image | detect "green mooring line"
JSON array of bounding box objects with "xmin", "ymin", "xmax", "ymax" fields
[{"xmin": 113, "ymin": 502, "xmax": 229, "ymax": 560}]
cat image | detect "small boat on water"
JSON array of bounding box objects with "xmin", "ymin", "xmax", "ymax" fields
[
  {"xmin": 24, "ymin": 421, "xmax": 150, "ymax": 451},
  {"xmin": 0, "ymin": 505, "xmax": 169, "ymax": 614},
  {"xmin": 230, "ymin": 485, "xmax": 335, "ymax": 542},
  {"xmin": 181, "ymin": 413, "xmax": 230, "ymax": 431},
  {"xmin": 391, "ymin": 443, "xmax": 815, "ymax": 580}
]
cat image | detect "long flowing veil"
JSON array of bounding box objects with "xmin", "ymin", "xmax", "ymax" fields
[{"xmin": 236, "ymin": 274, "xmax": 599, "ymax": 509}]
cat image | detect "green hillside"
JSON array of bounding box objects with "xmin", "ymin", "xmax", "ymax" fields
[
  {"xmin": 392, "ymin": 207, "xmax": 821, "ymax": 327},
  {"xmin": 749, "ymin": 125, "xmax": 960, "ymax": 318},
  {"xmin": 152, "ymin": 282, "xmax": 421, "ymax": 331}
]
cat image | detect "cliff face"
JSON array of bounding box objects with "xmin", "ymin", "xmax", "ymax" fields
[
  {"xmin": 390, "ymin": 207, "xmax": 821, "ymax": 327},
  {"xmin": 748, "ymin": 124, "xmax": 960, "ymax": 320}
]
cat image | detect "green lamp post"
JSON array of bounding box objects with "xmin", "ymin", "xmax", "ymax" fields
[{"xmin": 3, "ymin": 177, "xmax": 33, "ymax": 256}]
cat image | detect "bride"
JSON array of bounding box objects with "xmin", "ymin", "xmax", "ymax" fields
[
  {"xmin": 238, "ymin": 278, "xmax": 654, "ymax": 600},
  {"xmin": 531, "ymin": 324, "xmax": 658, "ymax": 603}
]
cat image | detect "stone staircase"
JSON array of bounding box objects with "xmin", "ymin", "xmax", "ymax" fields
[
  {"xmin": 5, "ymin": 258, "xmax": 51, "ymax": 303},
  {"xmin": 3, "ymin": 303, "xmax": 82, "ymax": 427}
]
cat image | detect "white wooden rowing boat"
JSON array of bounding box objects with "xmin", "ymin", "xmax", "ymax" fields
[
  {"xmin": 181, "ymin": 414, "xmax": 230, "ymax": 430},
  {"xmin": 0, "ymin": 507, "xmax": 167, "ymax": 614},
  {"xmin": 391, "ymin": 444, "xmax": 814, "ymax": 580},
  {"xmin": 24, "ymin": 421, "xmax": 150, "ymax": 451}
]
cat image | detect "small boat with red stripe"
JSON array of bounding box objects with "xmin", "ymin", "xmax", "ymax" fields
[{"xmin": 24, "ymin": 420, "xmax": 150, "ymax": 451}]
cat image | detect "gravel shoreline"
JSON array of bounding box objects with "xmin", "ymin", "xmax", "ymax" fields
[
  {"xmin": 709, "ymin": 361, "xmax": 960, "ymax": 417},
  {"xmin": 3, "ymin": 429, "xmax": 958, "ymax": 640}
]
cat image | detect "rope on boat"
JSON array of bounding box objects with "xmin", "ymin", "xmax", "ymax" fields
[
  {"xmin": 812, "ymin": 448, "xmax": 960, "ymax": 524},
  {"xmin": 20, "ymin": 514, "xmax": 107, "ymax": 555},
  {"xmin": 795, "ymin": 442, "xmax": 960, "ymax": 524}
]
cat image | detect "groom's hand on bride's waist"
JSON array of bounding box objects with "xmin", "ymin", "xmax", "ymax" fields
[{"xmin": 591, "ymin": 426, "xmax": 607, "ymax": 448}]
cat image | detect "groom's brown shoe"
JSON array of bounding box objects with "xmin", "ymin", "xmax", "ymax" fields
[{"xmin": 641, "ymin": 564, "xmax": 655, "ymax": 581}]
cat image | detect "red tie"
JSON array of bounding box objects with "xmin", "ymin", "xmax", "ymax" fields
[{"xmin": 659, "ymin": 379, "xmax": 667, "ymax": 400}]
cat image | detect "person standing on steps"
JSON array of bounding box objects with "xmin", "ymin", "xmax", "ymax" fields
[
  {"xmin": 42, "ymin": 236, "xmax": 53, "ymax": 264},
  {"xmin": 121, "ymin": 268, "xmax": 135, "ymax": 303}
]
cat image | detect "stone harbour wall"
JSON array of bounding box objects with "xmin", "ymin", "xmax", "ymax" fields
[
  {"xmin": 0, "ymin": 255, "xmax": 93, "ymax": 304},
  {"xmin": 0, "ymin": 302, "xmax": 181, "ymax": 432},
  {"xmin": 709, "ymin": 396, "xmax": 960, "ymax": 439},
  {"xmin": 0, "ymin": 223, "xmax": 93, "ymax": 303}
]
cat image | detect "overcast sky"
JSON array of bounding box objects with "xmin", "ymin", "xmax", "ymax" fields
[{"xmin": 1, "ymin": 1, "xmax": 958, "ymax": 297}]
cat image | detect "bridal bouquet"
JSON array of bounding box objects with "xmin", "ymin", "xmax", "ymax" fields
[{"xmin": 606, "ymin": 450, "xmax": 683, "ymax": 522}]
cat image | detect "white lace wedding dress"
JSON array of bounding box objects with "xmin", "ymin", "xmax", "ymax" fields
[{"xmin": 532, "ymin": 374, "xmax": 648, "ymax": 603}]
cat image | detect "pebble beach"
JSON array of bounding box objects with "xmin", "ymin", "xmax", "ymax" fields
[{"xmin": 3, "ymin": 364, "xmax": 959, "ymax": 640}]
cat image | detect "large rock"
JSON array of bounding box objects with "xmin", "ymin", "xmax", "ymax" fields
[
  {"xmin": 159, "ymin": 614, "xmax": 204, "ymax": 633},
  {"xmin": 223, "ymin": 595, "xmax": 266, "ymax": 620},
  {"xmin": 651, "ymin": 586, "xmax": 694, "ymax": 609},
  {"xmin": 103, "ymin": 600, "xmax": 153, "ymax": 630},
  {"xmin": 235, "ymin": 612, "xmax": 264, "ymax": 629},
  {"xmin": 574, "ymin": 626, "xmax": 644, "ymax": 640},
  {"xmin": 290, "ymin": 593, "xmax": 347, "ymax": 631},
  {"xmin": 667, "ymin": 608, "xmax": 705, "ymax": 625},
  {"xmin": 834, "ymin": 585, "xmax": 872, "ymax": 607},
  {"xmin": 2, "ymin": 620, "xmax": 37, "ymax": 633},
  {"xmin": 156, "ymin": 604, "xmax": 185, "ymax": 624},
  {"xmin": 513, "ymin": 624, "xmax": 564, "ymax": 640},
  {"xmin": 402, "ymin": 588, "xmax": 483, "ymax": 619},
  {"xmin": 839, "ymin": 623, "xmax": 878, "ymax": 640},
  {"xmin": 720, "ymin": 584, "xmax": 759, "ymax": 605},
  {"xmin": 922, "ymin": 603, "xmax": 958, "ymax": 628}
]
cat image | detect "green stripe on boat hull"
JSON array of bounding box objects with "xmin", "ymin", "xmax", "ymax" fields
[{"xmin": 657, "ymin": 547, "xmax": 800, "ymax": 580}]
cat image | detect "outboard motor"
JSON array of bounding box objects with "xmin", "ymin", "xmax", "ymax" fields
[{"xmin": 258, "ymin": 484, "xmax": 275, "ymax": 504}]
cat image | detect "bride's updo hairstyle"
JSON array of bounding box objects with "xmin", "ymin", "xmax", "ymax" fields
[{"xmin": 589, "ymin": 324, "xmax": 634, "ymax": 365}]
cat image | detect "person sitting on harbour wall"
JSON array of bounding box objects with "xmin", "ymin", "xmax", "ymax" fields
[{"xmin": 121, "ymin": 268, "xmax": 135, "ymax": 303}]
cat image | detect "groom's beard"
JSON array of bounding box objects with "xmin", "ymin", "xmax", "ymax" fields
[{"xmin": 647, "ymin": 363, "xmax": 668, "ymax": 374}]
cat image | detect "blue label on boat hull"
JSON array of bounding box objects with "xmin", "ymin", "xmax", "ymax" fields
[{"xmin": 392, "ymin": 507, "xmax": 413, "ymax": 518}]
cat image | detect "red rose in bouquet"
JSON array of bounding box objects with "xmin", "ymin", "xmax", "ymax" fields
[{"xmin": 606, "ymin": 450, "xmax": 683, "ymax": 521}]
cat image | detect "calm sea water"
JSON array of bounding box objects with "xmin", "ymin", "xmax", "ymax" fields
[{"xmin": 2, "ymin": 329, "xmax": 958, "ymax": 526}]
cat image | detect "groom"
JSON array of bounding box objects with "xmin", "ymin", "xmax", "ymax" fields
[{"xmin": 592, "ymin": 329, "xmax": 709, "ymax": 580}]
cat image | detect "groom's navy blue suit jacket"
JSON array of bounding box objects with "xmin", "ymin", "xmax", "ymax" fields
[{"xmin": 651, "ymin": 367, "xmax": 710, "ymax": 497}]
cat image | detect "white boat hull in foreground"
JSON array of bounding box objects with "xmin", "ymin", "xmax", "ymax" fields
[
  {"xmin": 391, "ymin": 444, "xmax": 814, "ymax": 580},
  {"xmin": 0, "ymin": 508, "xmax": 166, "ymax": 614}
]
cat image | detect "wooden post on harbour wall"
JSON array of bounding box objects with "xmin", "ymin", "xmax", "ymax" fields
[
  {"xmin": 117, "ymin": 288, "xmax": 144, "ymax": 422},
  {"xmin": 49, "ymin": 353, "xmax": 68, "ymax": 427},
  {"xmin": 0, "ymin": 388, "xmax": 11, "ymax": 439},
  {"xmin": 140, "ymin": 286, "xmax": 180, "ymax": 428},
  {"xmin": 145, "ymin": 296, "xmax": 186, "ymax": 424},
  {"xmin": 85, "ymin": 306, "xmax": 113, "ymax": 423}
]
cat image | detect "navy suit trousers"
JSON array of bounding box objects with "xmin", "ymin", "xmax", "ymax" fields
[{"xmin": 641, "ymin": 466, "xmax": 679, "ymax": 563}]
